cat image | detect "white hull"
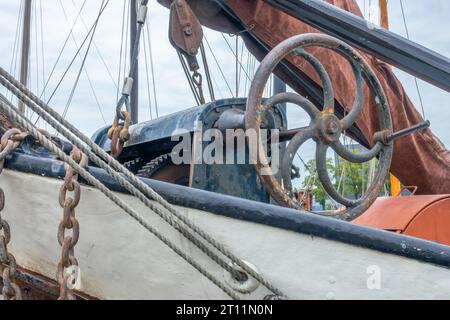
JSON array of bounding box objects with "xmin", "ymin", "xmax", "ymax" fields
[{"xmin": 2, "ymin": 169, "xmax": 450, "ymax": 299}]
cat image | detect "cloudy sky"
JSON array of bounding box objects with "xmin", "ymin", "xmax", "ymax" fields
[{"xmin": 0, "ymin": 0, "xmax": 448, "ymax": 152}]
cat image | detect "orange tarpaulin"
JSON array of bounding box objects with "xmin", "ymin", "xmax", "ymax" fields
[{"xmin": 160, "ymin": 0, "xmax": 450, "ymax": 194}]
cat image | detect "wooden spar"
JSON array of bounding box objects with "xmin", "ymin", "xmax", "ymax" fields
[
  {"xmin": 18, "ymin": 0, "xmax": 32, "ymax": 114},
  {"xmin": 379, "ymin": 0, "xmax": 389, "ymax": 29},
  {"xmin": 130, "ymin": 0, "xmax": 139, "ymax": 124},
  {"xmin": 379, "ymin": 0, "xmax": 402, "ymax": 195}
]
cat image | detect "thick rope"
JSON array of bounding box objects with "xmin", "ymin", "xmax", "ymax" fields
[
  {"xmin": 0, "ymin": 67, "xmax": 286, "ymax": 298},
  {"xmin": 0, "ymin": 98, "xmax": 240, "ymax": 300}
]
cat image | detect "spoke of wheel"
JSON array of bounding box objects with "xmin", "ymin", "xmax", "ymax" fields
[
  {"xmin": 340, "ymin": 62, "xmax": 364, "ymax": 129},
  {"xmin": 265, "ymin": 92, "xmax": 319, "ymax": 119},
  {"xmin": 293, "ymin": 48, "xmax": 334, "ymax": 112},
  {"xmin": 315, "ymin": 142, "xmax": 359, "ymax": 208},
  {"xmin": 331, "ymin": 140, "xmax": 382, "ymax": 163},
  {"xmin": 281, "ymin": 126, "xmax": 316, "ymax": 191}
]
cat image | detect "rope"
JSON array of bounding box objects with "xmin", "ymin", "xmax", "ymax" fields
[
  {"xmin": 0, "ymin": 67, "xmax": 287, "ymax": 298},
  {"xmin": 61, "ymin": 0, "xmax": 105, "ymax": 120},
  {"xmin": 38, "ymin": 0, "xmax": 87, "ymax": 101},
  {"xmin": 204, "ymin": 35, "xmax": 234, "ymax": 97},
  {"xmin": 44, "ymin": 0, "xmax": 109, "ymax": 106},
  {"xmin": 142, "ymin": 26, "xmax": 153, "ymax": 119},
  {"xmin": 145, "ymin": 10, "xmax": 159, "ymax": 117},
  {"xmin": 220, "ymin": 33, "xmax": 252, "ymax": 82},
  {"xmin": 200, "ymin": 42, "xmax": 215, "ymax": 102},
  {"xmin": 399, "ymin": 0, "xmax": 426, "ymax": 119},
  {"xmin": 0, "ymin": 97, "xmax": 240, "ymax": 300},
  {"xmin": 57, "ymin": 0, "xmax": 106, "ymax": 125},
  {"xmin": 177, "ymin": 50, "xmax": 201, "ymax": 105},
  {"xmin": 70, "ymin": 0, "xmax": 118, "ymax": 91},
  {"xmin": 116, "ymin": 0, "xmax": 128, "ymax": 102}
]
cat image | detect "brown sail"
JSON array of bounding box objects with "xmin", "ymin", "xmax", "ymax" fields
[{"xmin": 159, "ymin": 0, "xmax": 450, "ymax": 195}]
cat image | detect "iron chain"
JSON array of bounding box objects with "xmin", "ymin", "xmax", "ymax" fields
[
  {"xmin": 0, "ymin": 128, "xmax": 26, "ymax": 300},
  {"xmin": 56, "ymin": 145, "xmax": 87, "ymax": 300}
]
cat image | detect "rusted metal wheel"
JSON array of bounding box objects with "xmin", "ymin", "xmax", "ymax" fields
[{"xmin": 245, "ymin": 33, "xmax": 393, "ymax": 220}]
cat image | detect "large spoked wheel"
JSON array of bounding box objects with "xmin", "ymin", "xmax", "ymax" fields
[{"xmin": 245, "ymin": 34, "xmax": 393, "ymax": 221}]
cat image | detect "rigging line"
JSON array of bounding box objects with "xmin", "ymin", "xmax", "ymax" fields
[
  {"xmin": 39, "ymin": 0, "xmax": 88, "ymax": 100},
  {"xmin": 54, "ymin": 0, "xmax": 107, "ymax": 124},
  {"xmin": 39, "ymin": 0, "xmax": 46, "ymax": 101},
  {"xmin": 142, "ymin": 26, "xmax": 153, "ymax": 120},
  {"xmin": 202, "ymin": 42, "xmax": 224, "ymax": 99},
  {"xmin": 243, "ymin": 50, "xmax": 251, "ymax": 96},
  {"xmin": 237, "ymin": 38, "xmax": 245, "ymax": 96},
  {"xmin": 220, "ymin": 33, "xmax": 252, "ymax": 82},
  {"xmin": 399, "ymin": 0, "xmax": 426, "ymax": 119},
  {"xmin": 44, "ymin": 0, "xmax": 109, "ymax": 106},
  {"xmin": 204, "ymin": 35, "xmax": 234, "ymax": 97},
  {"xmin": 116, "ymin": 0, "xmax": 127, "ymax": 102},
  {"xmin": 7, "ymin": 1, "xmax": 24, "ymax": 101},
  {"xmin": 69, "ymin": 0, "xmax": 117, "ymax": 90},
  {"xmin": 146, "ymin": 12, "xmax": 159, "ymax": 117},
  {"xmin": 62, "ymin": 0, "xmax": 106, "ymax": 120},
  {"xmin": 9, "ymin": 1, "xmax": 24, "ymax": 76},
  {"xmin": 235, "ymin": 35, "xmax": 239, "ymax": 97},
  {"xmin": 123, "ymin": 0, "xmax": 130, "ymax": 93},
  {"xmin": 200, "ymin": 42, "xmax": 215, "ymax": 102},
  {"xmin": 177, "ymin": 50, "xmax": 201, "ymax": 106}
]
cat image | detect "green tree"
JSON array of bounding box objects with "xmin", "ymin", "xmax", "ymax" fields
[{"xmin": 300, "ymin": 156, "xmax": 373, "ymax": 210}]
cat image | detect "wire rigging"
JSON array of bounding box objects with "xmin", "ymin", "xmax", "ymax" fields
[
  {"xmin": 38, "ymin": 0, "xmax": 88, "ymax": 100},
  {"xmin": 56, "ymin": 0, "xmax": 107, "ymax": 124},
  {"xmin": 145, "ymin": 10, "xmax": 159, "ymax": 117},
  {"xmin": 44, "ymin": 0, "xmax": 109, "ymax": 106},
  {"xmin": 204, "ymin": 35, "xmax": 234, "ymax": 97},
  {"xmin": 116, "ymin": 0, "xmax": 128, "ymax": 102},
  {"xmin": 142, "ymin": 26, "xmax": 153, "ymax": 119},
  {"xmin": 69, "ymin": 0, "xmax": 117, "ymax": 91},
  {"xmin": 399, "ymin": 0, "xmax": 426, "ymax": 119},
  {"xmin": 7, "ymin": 1, "xmax": 24, "ymax": 102}
]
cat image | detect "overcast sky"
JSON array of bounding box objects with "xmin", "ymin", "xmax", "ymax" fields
[{"xmin": 0, "ymin": 0, "xmax": 448, "ymax": 152}]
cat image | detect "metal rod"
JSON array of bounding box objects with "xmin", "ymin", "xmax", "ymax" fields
[
  {"xmin": 129, "ymin": 0, "xmax": 139, "ymax": 124},
  {"xmin": 263, "ymin": 0, "xmax": 450, "ymax": 92},
  {"xmin": 18, "ymin": 0, "xmax": 32, "ymax": 114},
  {"xmin": 386, "ymin": 120, "xmax": 430, "ymax": 143}
]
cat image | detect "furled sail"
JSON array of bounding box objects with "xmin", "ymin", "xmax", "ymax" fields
[{"xmin": 159, "ymin": 0, "xmax": 450, "ymax": 195}]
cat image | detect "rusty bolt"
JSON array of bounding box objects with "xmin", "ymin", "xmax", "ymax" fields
[{"xmin": 326, "ymin": 121, "xmax": 340, "ymax": 135}]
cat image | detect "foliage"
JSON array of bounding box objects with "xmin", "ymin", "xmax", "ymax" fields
[{"xmin": 300, "ymin": 154, "xmax": 376, "ymax": 210}]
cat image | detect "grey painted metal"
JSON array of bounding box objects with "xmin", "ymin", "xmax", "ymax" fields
[{"xmin": 263, "ymin": 0, "xmax": 450, "ymax": 92}]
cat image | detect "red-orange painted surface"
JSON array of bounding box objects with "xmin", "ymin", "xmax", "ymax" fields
[{"xmin": 354, "ymin": 195, "xmax": 450, "ymax": 246}]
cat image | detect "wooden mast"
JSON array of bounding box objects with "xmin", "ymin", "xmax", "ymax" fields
[
  {"xmin": 18, "ymin": 0, "xmax": 32, "ymax": 114},
  {"xmin": 379, "ymin": 0, "xmax": 401, "ymax": 196}
]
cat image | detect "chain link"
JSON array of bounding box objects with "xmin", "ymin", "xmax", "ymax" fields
[
  {"xmin": 56, "ymin": 145, "xmax": 87, "ymax": 300},
  {"xmin": 107, "ymin": 111, "xmax": 130, "ymax": 158},
  {"xmin": 0, "ymin": 128, "xmax": 26, "ymax": 300}
]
